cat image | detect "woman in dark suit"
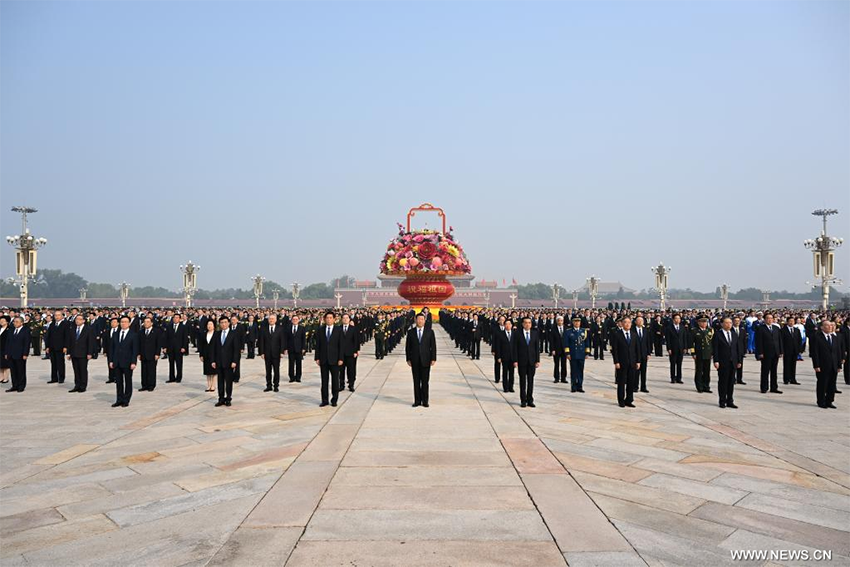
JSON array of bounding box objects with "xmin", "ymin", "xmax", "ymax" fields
[
  {"xmin": 0, "ymin": 316, "xmax": 10, "ymax": 384},
  {"xmin": 198, "ymin": 319, "xmax": 217, "ymax": 392}
]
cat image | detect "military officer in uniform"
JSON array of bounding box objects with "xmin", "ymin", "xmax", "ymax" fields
[
  {"xmin": 690, "ymin": 315, "xmax": 714, "ymax": 394},
  {"xmin": 565, "ymin": 316, "xmax": 589, "ymax": 393}
]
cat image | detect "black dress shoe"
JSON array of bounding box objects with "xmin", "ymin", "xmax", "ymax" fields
[
  {"xmin": 626, "ymin": 403, "xmax": 636, "ymax": 407},
  {"xmin": 727, "ymin": 403, "xmax": 738, "ymax": 409},
  {"xmin": 320, "ymin": 402, "xmax": 329, "ymax": 407},
  {"xmin": 348, "ymin": 387, "xmax": 354, "ymax": 392},
  {"xmin": 790, "ymin": 381, "xmax": 800, "ymax": 385},
  {"xmin": 560, "ymin": 379, "xmax": 568, "ymax": 383},
  {"xmin": 835, "ymin": 390, "xmax": 843, "ymax": 394},
  {"xmin": 274, "ymin": 387, "xmax": 279, "ymax": 392},
  {"xmin": 828, "ymin": 404, "xmax": 837, "ymax": 408},
  {"xmin": 331, "ymin": 401, "xmax": 337, "ymax": 407},
  {"xmin": 111, "ymin": 402, "xmax": 121, "ymax": 407},
  {"xmin": 676, "ymin": 380, "xmax": 684, "ymax": 384},
  {"xmin": 704, "ymin": 390, "xmax": 713, "ymax": 394},
  {"xmin": 121, "ymin": 403, "xmax": 129, "ymax": 407},
  {"xmin": 289, "ymin": 379, "xmax": 295, "ymax": 383},
  {"xmin": 215, "ymin": 401, "xmax": 225, "ymax": 407},
  {"xmin": 48, "ymin": 379, "xmax": 58, "ymax": 384},
  {"xmin": 225, "ymin": 401, "xmax": 231, "ymax": 406},
  {"xmin": 520, "ymin": 402, "xmax": 526, "ymax": 408},
  {"xmin": 106, "ymin": 380, "xmax": 115, "ymax": 384},
  {"xmin": 412, "ymin": 403, "xmax": 420, "ymax": 407},
  {"xmin": 738, "ymin": 381, "xmax": 746, "ymax": 385},
  {"xmin": 166, "ymin": 379, "xmax": 176, "ymax": 383},
  {"xmin": 68, "ymin": 388, "xmax": 79, "ymax": 393},
  {"xmin": 78, "ymin": 389, "xmax": 86, "ymax": 393},
  {"xmin": 553, "ymin": 379, "xmax": 559, "ymax": 383},
  {"xmin": 264, "ymin": 387, "xmax": 272, "ymax": 392},
  {"xmin": 527, "ymin": 402, "xmax": 536, "ymax": 408},
  {"xmin": 578, "ymin": 388, "xmax": 585, "ymax": 393},
  {"xmin": 761, "ymin": 390, "xmax": 767, "ymax": 394},
  {"xmin": 618, "ymin": 403, "xmax": 626, "ymax": 408},
  {"xmin": 770, "ymin": 389, "xmax": 783, "ymax": 394},
  {"xmin": 138, "ymin": 388, "xmax": 147, "ymax": 392},
  {"xmin": 719, "ymin": 403, "xmax": 726, "ymax": 408},
  {"xmin": 5, "ymin": 387, "xmax": 17, "ymax": 392},
  {"xmin": 422, "ymin": 402, "xmax": 429, "ymax": 407},
  {"xmin": 640, "ymin": 389, "xmax": 649, "ymax": 393}
]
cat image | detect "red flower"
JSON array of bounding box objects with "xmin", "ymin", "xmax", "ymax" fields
[{"xmin": 417, "ymin": 241, "xmax": 437, "ymax": 260}]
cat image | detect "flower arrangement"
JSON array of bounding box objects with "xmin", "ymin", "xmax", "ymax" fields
[{"xmin": 380, "ymin": 223, "xmax": 472, "ymax": 275}]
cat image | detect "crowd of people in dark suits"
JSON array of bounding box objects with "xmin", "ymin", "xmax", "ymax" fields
[
  {"xmin": 441, "ymin": 307, "xmax": 849, "ymax": 410},
  {"xmin": 0, "ymin": 306, "xmax": 409, "ymax": 408}
]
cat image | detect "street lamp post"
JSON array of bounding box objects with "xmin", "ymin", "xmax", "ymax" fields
[
  {"xmin": 572, "ymin": 289, "xmax": 579, "ymax": 311},
  {"xmin": 484, "ymin": 290, "xmax": 490, "ymax": 309},
  {"xmin": 362, "ymin": 290, "xmax": 368, "ymax": 307},
  {"xmin": 720, "ymin": 283, "xmax": 729, "ymax": 311},
  {"xmin": 179, "ymin": 261, "xmax": 200, "ymax": 308},
  {"xmin": 586, "ymin": 276, "xmax": 599, "ymax": 309},
  {"xmin": 291, "ymin": 282, "xmax": 300, "ymax": 309},
  {"xmin": 118, "ymin": 282, "xmax": 130, "ymax": 309},
  {"xmin": 79, "ymin": 288, "xmax": 87, "ymax": 303},
  {"xmin": 552, "ymin": 283, "xmax": 560, "ymax": 309},
  {"xmin": 5, "ymin": 206, "xmax": 47, "ymax": 308},
  {"xmin": 272, "ymin": 289, "xmax": 280, "ymax": 310},
  {"xmin": 509, "ymin": 293, "xmax": 517, "ymax": 309},
  {"xmin": 251, "ymin": 274, "xmax": 265, "ymax": 308},
  {"xmin": 335, "ymin": 292, "xmax": 343, "ymax": 309},
  {"xmin": 803, "ymin": 209, "xmax": 844, "ymax": 310},
  {"xmin": 761, "ymin": 289, "xmax": 771, "ymax": 306},
  {"xmin": 651, "ymin": 263, "xmax": 671, "ymax": 311}
]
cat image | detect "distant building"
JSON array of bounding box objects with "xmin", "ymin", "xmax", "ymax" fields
[{"xmin": 581, "ymin": 281, "xmax": 636, "ymax": 296}]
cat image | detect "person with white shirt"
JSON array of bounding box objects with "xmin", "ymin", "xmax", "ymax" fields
[{"xmin": 259, "ymin": 314, "xmax": 284, "ymax": 392}]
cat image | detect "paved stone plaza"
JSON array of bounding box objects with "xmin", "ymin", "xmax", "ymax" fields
[{"xmin": 1, "ymin": 328, "xmax": 848, "ymax": 566}]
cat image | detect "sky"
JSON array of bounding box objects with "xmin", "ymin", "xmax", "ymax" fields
[{"xmin": 1, "ymin": 0, "xmax": 848, "ymax": 293}]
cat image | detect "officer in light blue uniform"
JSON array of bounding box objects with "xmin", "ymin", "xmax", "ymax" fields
[{"xmin": 565, "ymin": 316, "xmax": 590, "ymax": 393}]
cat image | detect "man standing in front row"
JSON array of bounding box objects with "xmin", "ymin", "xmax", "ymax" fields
[
  {"xmin": 516, "ymin": 317, "xmax": 539, "ymax": 408},
  {"xmin": 811, "ymin": 320, "xmax": 841, "ymax": 409},
  {"xmin": 5, "ymin": 317, "xmax": 30, "ymax": 392},
  {"xmin": 406, "ymin": 312, "xmax": 436, "ymax": 408},
  {"xmin": 611, "ymin": 316, "xmax": 639, "ymax": 408},
  {"xmin": 110, "ymin": 316, "xmax": 138, "ymax": 408},
  {"xmin": 315, "ymin": 311, "xmax": 343, "ymax": 407},
  {"xmin": 713, "ymin": 317, "xmax": 741, "ymax": 409},
  {"xmin": 214, "ymin": 316, "xmax": 240, "ymax": 407}
]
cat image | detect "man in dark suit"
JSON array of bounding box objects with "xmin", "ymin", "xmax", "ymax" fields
[
  {"xmin": 259, "ymin": 313, "xmax": 284, "ymax": 392},
  {"xmin": 611, "ymin": 317, "xmax": 640, "ymax": 408},
  {"xmin": 732, "ymin": 315, "xmax": 748, "ymax": 385},
  {"xmin": 214, "ymin": 316, "xmax": 240, "ymax": 406},
  {"xmin": 67, "ymin": 314, "xmax": 96, "ymax": 393},
  {"xmin": 406, "ymin": 312, "xmax": 436, "ymax": 407},
  {"xmin": 665, "ymin": 314, "xmax": 687, "ymax": 384},
  {"xmin": 229, "ymin": 315, "xmax": 245, "ymax": 382},
  {"xmin": 491, "ymin": 316, "xmax": 506, "ymax": 384},
  {"xmin": 109, "ymin": 316, "xmax": 138, "ymax": 407},
  {"xmin": 5, "ymin": 317, "xmax": 31, "ymax": 392},
  {"xmin": 469, "ymin": 314, "xmax": 482, "ymax": 360},
  {"xmin": 45, "ymin": 310, "xmax": 70, "ymax": 384},
  {"xmin": 550, "ymin": 316, "xmax": 568, "ymax": 384},
  {"xmin": 165, "ymin": 314, "xmax": 189, "ymax": 383},
  {"xmin": 494, "ymin": 319, "xmax": 516, "ymax": 393},
  {"xmin": 634, "ymin": 315, "xmax": 652, "ymax": 393},
  {"xmin": 780, "ymin": 317, "xmax": 802, "ymax": 385},
  {"xmin": 314, "ymin": 311, "xmax": 344, "ymax": 407},
  {"xmin": 755, "ymin": 313, "xmax": 783, "ymax": 394},
  {"xmin": 811, "ymin": 320, "xmax": 841, "ymax": 409},
  {"xmin": 713, "ymin": 317, "xmax": 742, "ymax": 408},
  {"xmin": 515, "ymin": 317, "xmax": 540, "ymax": 408},
  {"xmin": 138, "ymin": 316, "xmax": 162, "ymax": 392},
  {"xmin": 245, "ymin": 314, "xmax": 258, "ymax": 359},
  {"xmin": 339, "ymin": 313, "xmax": 360, "ymax": 392},
  {"xmin": 285, "ymin": 314, "xmax": 307, "ymax": 383},
  {"xmin": 102, "ymin": 318, "xmax": 120, "ymax": 383}
]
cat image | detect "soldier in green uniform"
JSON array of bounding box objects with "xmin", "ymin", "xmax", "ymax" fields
[
  {"xmin": 28, "ymin": 313, "xmax": 45, "ymax": 357},
  {"xmin": 690, "ymin": 314, "xmax": 714, "ymax": 394}
]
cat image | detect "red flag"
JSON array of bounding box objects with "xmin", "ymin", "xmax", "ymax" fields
[
  {"xmin": 512, "ymin": 278, "xmax": 517, "ymax": 285},
  {"xmin": 502, "ymin": 279, "xmax": 506, "ymax": 286}
]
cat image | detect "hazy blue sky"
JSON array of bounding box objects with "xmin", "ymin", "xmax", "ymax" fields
[{"xmin": 2, "ymin": 1, "xmax": 848, "ymax": 292}]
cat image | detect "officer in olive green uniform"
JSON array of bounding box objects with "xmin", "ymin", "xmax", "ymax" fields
[{"xmin": 690, "ymin": 314, "xmax": 714, "ymax": 394}]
